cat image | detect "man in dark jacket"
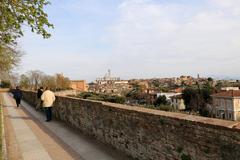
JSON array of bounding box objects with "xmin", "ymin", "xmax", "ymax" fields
[
  {"xmin": 13, "ymin": 86, "xmax": 23, "ymax": 107},
  {"xmin": 36, "ymin": 87, "xmax": 44, "ymax": 110}
]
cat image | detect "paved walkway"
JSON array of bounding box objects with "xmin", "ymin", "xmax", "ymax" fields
[{"xmin": 1, "ymin": 93, "xmax": 130, "ymax": 160}]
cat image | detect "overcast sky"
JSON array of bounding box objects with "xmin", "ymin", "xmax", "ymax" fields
[{"xmin": 18, "ymin": 0, "xmax": 240, "ymax": 82}]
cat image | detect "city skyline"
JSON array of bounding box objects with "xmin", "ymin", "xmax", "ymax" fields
[{"xmin": 18, "ymin": 0, "xmax": 240, "ymax": 81}]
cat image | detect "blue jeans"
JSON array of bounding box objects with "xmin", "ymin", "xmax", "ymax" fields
[{"xmin": 45, "ymin": 107, "xmax": 52, "ymax": 121}]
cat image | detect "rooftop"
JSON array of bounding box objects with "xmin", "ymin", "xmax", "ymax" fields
[{"xmin": 212, "ymin": 90, "xmax": 240, "ymax": 97}]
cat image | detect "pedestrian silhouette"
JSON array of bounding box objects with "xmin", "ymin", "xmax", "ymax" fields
[{"xmin": 13, "ymin": 86, "xmax": 23, "ymax": 107}]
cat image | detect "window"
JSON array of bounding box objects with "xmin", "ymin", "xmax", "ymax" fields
[
  {"xmin": 229, "ymin": 112, "xmax": 232, "ymax": 120},
  {"xmin": 217, "ymin": 99, "xmax": 219, "ymax": 106},
  {"xmin": 227, "ymin": 100, "xmax": 231, "ymax": 109},
  {"xmin": 221, "ymin": 112, "xmax": 225, "ymax": 119}
]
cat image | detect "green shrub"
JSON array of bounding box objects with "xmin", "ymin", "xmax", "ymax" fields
[
  {"xmin": 0, "ymin": 80, "xmax": 11, "ymax": 88},
  {"xmin": 79, "ymin": 92, "xmax": 94, "ymax": 99},
  {"xmin": 181, "ymin": 153, "xmax": 192, "ymax": 160},
  {"xmin": 177, "ymin": 147, "xmax": 183, "ymax": 153},
  {"xmin": 157, "ymin": 105, "xmax": 174, "ymax": 111},
  {"xmin": 104, "ymin": 95, "xmax": 126, "ymax": 104},
  {"xmin": 87, "ymin": 95, "xmax": 104, "ymax": 101},
  {"xmin": 77, "ymin": 92, "xmax": 126, "ymax": 104}
]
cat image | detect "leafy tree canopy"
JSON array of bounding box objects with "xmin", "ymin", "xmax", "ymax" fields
[
  {"xmin": 0, "ymin": 0, "xmax": 53, "ymax": 44},
  {"xmin": 154, "ymin": 95, "xmax": 167, "ymax": 106},
  {"xmin": 182, "ymin": 87, "xmax": 213, "ymax": 116},
  {"xmin": 0, "ymin": 0, "xmax": 53, "ymax": 78},
  {"xmin": 207, "ymin": 77, "xmax": 213, "ymax": 81}
]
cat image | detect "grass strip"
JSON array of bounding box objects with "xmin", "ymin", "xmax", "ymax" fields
[{"xmin": 0, "ymin": 94, "xmax": 3, "ymax": 160}]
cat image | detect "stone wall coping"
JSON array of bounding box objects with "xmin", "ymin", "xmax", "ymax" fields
[
  {"xmin": 23, "ymin": 90, "xmax": 240, "ymax": 131},
  {"xmin": 102, "ymin": 102, "xmax": 240, "ymax": 130},
  {"xmin": 0, "ymin": 88, "xmax": 10, "ymax": 92}
]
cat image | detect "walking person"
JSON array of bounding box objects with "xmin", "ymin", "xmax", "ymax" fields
[
  {"xmin": 41, "ymin": 87, "xmax": 55, "ymax": 122},
  {"xmin": 36, "ymin": 87, "xmax": 44, "ymax": 111},
  {"xmin": 13, "ymin": 86, "xmax": 23, "ymax": 107}
]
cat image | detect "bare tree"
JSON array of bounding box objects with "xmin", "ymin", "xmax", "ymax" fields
[
  {"xmin": 0, "ymin": 45, "xmax": 22, "ymax": 78},
  {"xmin": 27, "ymin": 70, "xmax": 45, "ymax": 90},
  {"xmin": 19, "ymin": 74, "xmax": 30, "ymax": 89},
  {"xmin": 41, "ymin": 75, "xmax": 57, "ymax": 91},
  {"xmin": 55, "ymin": 73, "xmax": 70, "ymax": 90}
]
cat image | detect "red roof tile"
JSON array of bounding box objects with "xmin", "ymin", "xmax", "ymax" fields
[
  {"xmin": 212, "ymin": 90, "xmax": 240, "ymax": 97},
  {"xmin": 174, "ymin": 88, "xmax": 183, "ymax": 93}
]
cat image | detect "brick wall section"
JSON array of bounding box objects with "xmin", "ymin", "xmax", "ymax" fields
[{"xmin": 22, "ymin": 90, "xmax": 240, "ymax": 160}]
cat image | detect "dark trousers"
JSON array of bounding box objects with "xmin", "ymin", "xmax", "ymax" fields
[
  {"xmin": 15, "ymin": 98, "xmax": 21, "ymax": 107},
  {"xmin": 36, "ymin": 99, "xmax": 42, "ymax": 111},
  {"xmin": 45, "ymin": 107, "xmax": 52, "ymax": 121}
]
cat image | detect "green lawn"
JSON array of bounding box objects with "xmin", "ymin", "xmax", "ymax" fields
[{"xmin": 0, "ymin": 94, "xmax": 3, "ymax": 160}]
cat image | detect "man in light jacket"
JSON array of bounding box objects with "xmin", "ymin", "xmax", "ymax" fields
[{"xmin": 41, "ymin": 87, "xmax": 56, "ymax": 122}]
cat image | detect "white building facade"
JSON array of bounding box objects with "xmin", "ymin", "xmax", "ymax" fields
[{"xmin": 212, "ymin": 91, "xmax": 240, "ymax": 121}]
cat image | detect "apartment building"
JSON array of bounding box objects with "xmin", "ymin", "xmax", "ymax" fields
[{"xmin": 212, "ymin": 90, "xmax": 240, "ymax": 121}]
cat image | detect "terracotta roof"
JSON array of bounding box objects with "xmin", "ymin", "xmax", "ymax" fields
[
  {"xmin": 212, "ymin": 90, "xmax": 240, "ymax": 97},
  {"xmin": 174, "ymin": 88, "xmax": 183, "ymax": 93}
]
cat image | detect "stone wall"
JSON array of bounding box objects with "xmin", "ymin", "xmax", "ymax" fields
[
  {"xmin": 22, "ymin": 90, "xmax": 240, "ymax": 160},
  {"xmin": 0, "ymin": 88, "xmax": 10, "ymax": 92}
]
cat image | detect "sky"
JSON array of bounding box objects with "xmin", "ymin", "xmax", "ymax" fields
[{"xmin": 18, "ymin": 0, "xmax": 240, "ymax": 82}]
